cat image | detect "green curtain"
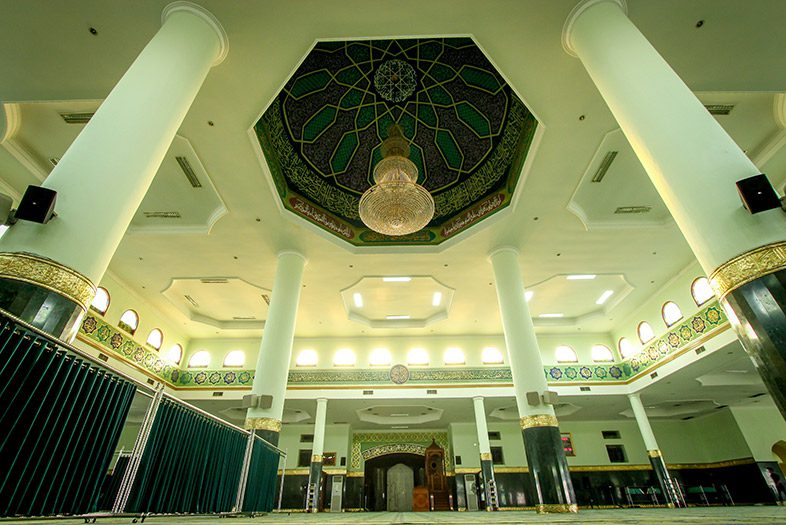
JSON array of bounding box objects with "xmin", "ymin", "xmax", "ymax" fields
[
  {"xmin": 0, "ymin": 315, "xmax": 137, "ymax": 517},
  {"xmin": 125, "ymin": 398, "xmax": 247, "ymax": 513},
  {"xmin": 242, "ymin": 437, "xmax": 281, "ymax": 513}
]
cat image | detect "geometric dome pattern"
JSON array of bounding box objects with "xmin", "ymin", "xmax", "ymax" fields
[{"xmin": 254, "ymin": 37, "xmax": 538, "ymax": 246}]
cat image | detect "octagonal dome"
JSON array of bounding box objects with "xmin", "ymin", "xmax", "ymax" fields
[{"xmin": 253, "ymin": 37, "xmax": 538, "ymax": 246}]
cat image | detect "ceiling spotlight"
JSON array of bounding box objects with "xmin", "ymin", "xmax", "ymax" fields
[
  {"xmin": 539, "ymin": 313, "xmax": 564, "ymax": 318},
  {"xmin": 386, "ymin": 315, "xmax": 411, "ymax": 320},
  {"xmin": 359, "ymin": 125, "xmax": 434, "ymax": 235},
  {"xmin": 596, "ymin": 290, "xmax": 614, "ymax": 305},
  {"xmin": 353, "ymin": 292, "xmax": 363, "ymax": 308},
  {"xmin": 566, "ymin": 274, "xmax": 596, "ymax": 280},
  {"xmin": 383, "ymin": 276, "xmax": 412, "ymax": 282},
  {"xmin": 432, "ymin": 291, "xmax": 443, "ymax": 307}
]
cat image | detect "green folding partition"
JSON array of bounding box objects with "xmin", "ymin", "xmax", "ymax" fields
[
  {"xmin": 0, "ymin": 315, "xmax": 137, "ymax": 516},
  {"xmin": 242, "ymin": 437, "xmax": 281, "ymax": 513}
]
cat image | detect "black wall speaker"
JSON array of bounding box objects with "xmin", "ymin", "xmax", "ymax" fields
[
  {"xmin": 736, "ymin": 174, "xmax": 781, "ymax": 214},
  {"xmin": 15, "ymin": 185, "xmax": 57, "ymax": 224}
]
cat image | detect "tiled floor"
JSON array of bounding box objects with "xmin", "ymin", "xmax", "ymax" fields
[{"xmin": 7, "ymin": 507, "xmax": 786, "ymax": 525}]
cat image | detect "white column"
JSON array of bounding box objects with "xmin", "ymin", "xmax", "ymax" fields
[
  {"xmin": 312, "ymin": 398, "xmax": 328, "ymax": 460},
  {"xmin": 0, "ymin": 2, "xmax": 228, "ymax": 283},
  {"xmin": 628, "ymin": 393, "xmax": 659, "ymax": 451},
  {"xmin": 246, "ymin": 251, "xmax": 307, "ymax": 429},
  {"xmin": 489, "ymin": 247, "xmax": 554, "ymax": 419},
  {"xmin": 473, "ymin": 396, "xmax": 492, "ymax": 456},
  {"xmin": 563, "ymin": 0, "xmax": 786, "ymax": 273}
]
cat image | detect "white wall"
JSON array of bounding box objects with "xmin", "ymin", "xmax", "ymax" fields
[
  {"xmin": 278, "ymin": 423, "xmax": 351, "ymax": 470},
  {"xmin": 730, "ymin": 400, "xmax": 786, "ymax": 461}
]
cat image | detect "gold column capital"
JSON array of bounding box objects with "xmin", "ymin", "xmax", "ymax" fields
[
  {"xmin": 648, "ymin": 449, "xmax": 662, "ymax": 458},
  {"xmin": 520, "ymin": 414, "xmax": 559, "ymax": 429},
  {"xmin": 244, "ymin": 416, "xmax": 281, "ymax": 432},
  {"xmin": 0, "ymin": 252, "xmax": 96, "ymax": 310},
  {"xmin": 479, "ymin": 452, "xmax": 493, "ymax": 461},
  {"xmin": 535, "ymin": 503, "xmax": 578, "ymax": 513},
  {"xmin": 709, "ymin": 241, "xmax": 786, "ymax": 299}
]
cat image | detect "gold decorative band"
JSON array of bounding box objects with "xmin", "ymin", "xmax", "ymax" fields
[
  {"xmin": 648, "ymin": 449, "xmax": 662, "ymax": 458},
  {"xmin": 311, "ymin": 454, "xmax": 323, "ymax": 463},
  {"xmin": 0, "ymin": 252, "xmax": 96, "ymax": 311},
  {"xmin": 244, "ymin": 416, "xmax": 282, "ymax": 432},
  {"xmin": 535, "ymin": 503, "xmax": 578, "ymax": 514},
  {"xmin": 480, "ymin": 452, "xmax": 493, "ymax": 461},
  {"xmin": 520, "ymin": 414, "xmax": 559, "ymax": 429},
  {"xmin": 709, "ymin": 241, "xmax": 786, "ymax": 299}
]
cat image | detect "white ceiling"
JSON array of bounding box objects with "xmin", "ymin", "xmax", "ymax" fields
[{"xmin": 0, "ymin": 0, "xmax": 785, "ymax": 344}]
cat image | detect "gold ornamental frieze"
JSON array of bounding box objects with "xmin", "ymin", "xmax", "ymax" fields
[
  {"xmin": 709, "ymin": 241, "xmax": 786, "ymax": 299},
  {"xmin": 244, "ymin": 416, "xmax": 282, "ymax": 432},
  {"xmin": 0, "ymin": 252, "xmax": 96, "ymax": 310},
  {"xmin": 520, "ymin": 414, "xmax": 559, "ymax": 429},
  {"xmin": 535, "ymin": 503, "xmax": 578, "ymax": 514}
]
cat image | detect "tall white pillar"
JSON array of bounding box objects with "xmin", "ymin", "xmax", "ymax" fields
[
  {"xmin": 0, "ymin": 2, "xmax": 227, "ymax": 340},
  {"xmin": 489, "ymin": 246, "xmax": 576, "ymax": 513},
  {"xmin": 245, "ymin": 251, "xmax": 306, "ymax": 443},
  {"xmin": 562, "ymin": 0, "xmax": 785, "ymax": 274},
  {"xmin": 312, "ymin": 398, "xmax": 328, "ymax": 460},
  {"xmin": 2, "ymin": 1, "xmax": 228, "ymax": 283},
  {"xmin": 489, "ymin": 247, "xmax": 554, "ymax": 422},
  {"xmin": 628, "ymin": 392, "xmax": 682, "ymax": 506}
]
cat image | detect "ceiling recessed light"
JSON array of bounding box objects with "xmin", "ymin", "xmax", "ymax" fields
[
  {"xmin": 525, "ymin": 290, "xmax": 534, "ymax": 302},
  {"xmin": 539, "ymin": 313, "xmax": 564, "ymax": 318},
  {"xmin": 432, "ymin": 291, "xmax": 442, "ymax": 307},
  {"xmin": 566, "ymin": 274, "xmax": 596, "ymax": 280},
  {"xmin": 596, "ymin": 290, "xmax": 614, "ymax": 305},
  {"xmin": 390, "ymin": 413, "xmax": 409, "ymax": 417},
  {"xmin": 383, "ymin": 276, "xmax": 411, "ymax": 282},
  {"xmin": 386, "ymin": 315, "xmax": 411, "ymax": 320},
  {"xmin": 353, "ymin": 292, "xmax": 363, "ymax": 308}
]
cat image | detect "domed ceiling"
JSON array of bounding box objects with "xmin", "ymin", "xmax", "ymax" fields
[{"xmin": 254, "ymin": 37, "xmax": 538, "ymax": 246}]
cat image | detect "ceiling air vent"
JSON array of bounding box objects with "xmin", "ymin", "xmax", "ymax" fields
[
  {"xmin": 704, "ymin": 104, "xmax": 734, "ymax": 115},
  {"xmin": 650, "ymin": 371, "xmax": 658, "ymax": 379},
  {"xmin": 49, "ymin": 157, "xmax": 60, "ymax": 167},
  {"xmin": 362, "ymin": 390, "xmax": 374, "ymax": 395},
  {"xmin": 232, "ymin": 316, "xmax": 257, "ymax": 320},
  {"xmin": 175, "ymin": 156, "xmax": 202, "ymax": 188},
  {"xmin": 580, "ymin": 386, "xmax": 591, "ymax": 392},
  {"xmin": 98, "ymin": 353, "xmax": 109, "ymax": 362},
  {"xmin": 262, "ymin": 294, "xmax": 271, "ymax": 305},
  {"xmin": 695, "ymin": 346, "xmax": 706, "ymax": 355},
  {"xmin": 591, "ymin": 151, "xmax": 618, "ymax": 183},
  {"xmin": 184, "ymin": 295, "xmax": 199, "ymax": 308},
  {"xmin": 212, "ymin": 391, "xmax": 224, "ymax": 397},
  {"xmin": 143, "ymin": 211, "xmax": 181, "ymax": 219},
  {"xmin": 427, "ymin": 389, "xmax": 438, "ymax": 395},
  {"xmin": 146, "ymin": 378, "xmax": 155, "ymax": 386},
  {"xmin": 749, "ymin": 392, "xmax": 767, "ymax": 399},
  {"xmin": 59, "ymin": 112, "xmax": 94, "ymax": 124},
  {"xmin": 200, "ymin": 278, "xmax": 229, "ymax": 284},
  {"xmin": 614, "ymin": 206, "xmax": 652, "ymax": 214}
]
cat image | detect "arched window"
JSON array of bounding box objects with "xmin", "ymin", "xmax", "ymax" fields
[
  {"xmin": 591, "ymin": 345, "xmax": 614, "ymax": 362},
  {"xmin": 118, "ymin": 309, "xmax": 139, "ymax": 335},
  {"xmin": 145, "ymin": 328, "xmax": 163, "ymax": 350},
  {"xmin": 637, "ymin": 322, "xmax": 655, "ymax": 344},
  {"xmin": 444, "ymin": 347, "xmax": 465, "ymax": 365},
  {"xmin": 333, "ymin": 348, "xmax": 356, "ymax": 366},
  {"xmin": 188, "ymin": 350, "xmax": 210, "ymax": 368},
  {"xmin": 619, "ymin": 337, "xmax": 638, "ymax": 359},
  {"xmin": 555, "ymin": 345, "xmax": 578, "ymax": 363},
  {"xmin": 482, "ymin": 347, "xmax": 504, "ymax": 364},
  {"xmin": 369, "ymin": 348, "xmax": 391, "ymax": 366},
  {"xmin": 691, "ymin": 277, "xmax": 714, "ymax": 306},
  {"xmin": 164, "ymin": 344, "xmax": 183, "ymax": 365},
  {"xmin": 662, "ymin": 301, "xmax": 683, "ymax": 327},
  {"xmin": 223, "ymin": 350, "xmax": 246, "ymax": 367},
  {"xmin": 90, "ymin": 287, "xmax": 110, "ymax": 315},
  {"xmin": 407, "ymin": 347, "xmax": 429, "ymax": 366},
  {"xmin": 296, "ymin": 349, "xmax": 318, "ymax": 367}
]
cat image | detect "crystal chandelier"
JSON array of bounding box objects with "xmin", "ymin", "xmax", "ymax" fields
[{"xmin": 359, "ymin": 126, "xmax": 434, "ymax": 236}]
